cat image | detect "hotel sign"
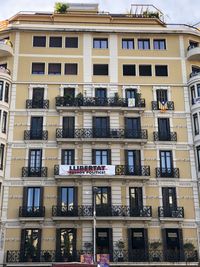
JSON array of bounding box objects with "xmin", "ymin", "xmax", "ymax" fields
[{"xmin": 59, "ymin": 165, "xmax": 115, "ymax": 176}]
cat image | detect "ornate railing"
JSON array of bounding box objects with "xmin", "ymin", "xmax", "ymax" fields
[
  {"xmin": 26, "ymin": 100, "xmax": 49, "ymax": 109},
  {"xmin": 156, "ymin": 167, "xmax": 180, "ymax": 178},
  {"xmin": 22, "ymin": 167, "xmax": 48, "ymax": 177},
  {"xmin": 187, "ymin": 45, "xmax": 199, "ymax": 51},
  {"xmin": 52, "ymin": 205, "xmax": 93, "ymax": 217},
  {"xmin": 24, "ymin": 130, "xmax": 48, "ymax": 140},
  {"xmin": 190, "ymin": 72, "xmax": 200, "ymax": 78},
  {"xmin": 153, "ymin": 131, "xmax": 177, "ymax": 141},
  {"xmin": 55, "ymin": 96, "xmax": 145, "ymax": 108},
  {"xmin": 19, "ymin": 206, "xmax": 45, "ymax": 217},
  {"xmin": 0, "ymin": 66, "xmax": 11, "ymax": 75},
  {"xmin": 158, "ymin": 206, "xmax": 184, "ymax": 218},
  {"xmin": 56, "ymin": 128, "xmax": 148, "ymax": 139},
  {"xmin": 116, "ymin": 165, "xmax": 150, "ymax": 176},
  {"xmin": 151, "ymin": 101, "xmax": 174, "ymax": 110}
]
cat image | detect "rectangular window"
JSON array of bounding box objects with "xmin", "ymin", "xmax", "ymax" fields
[
  {"xmin": 197, "ymin": 146, "xmax": 200, "ymax": 171},
  {"xmin": 65, "ymin": 37, "xmax": 78, "ymax": 48},
  {"xmin": 139, "ymin": 65, "xmax": 152, "ymax": 76},
  {"xmin": 61, "ymin": 150, "xmax": 75, "ymax": 165},
  {"xmin": 4, "ymin": 82, "xmax": 9, "ymax": 103},
  {"xmin": 197, "ymin": 84, "xmax": 200, "ymax": 97},
  {"xmin": 123, "ymin": 65, "xmax": 136, "ymax": 76},
  {"xmin": 93, "ymin": 64, "xmax": 108, "ymax": 75},
  {"xmin": 28, "ymin": 149, "xmax": 42, "ymax": 176},
  {"xmin": 158, "ymin": 118, "xmax": 170, "ymax": 140},
  {"xmin": 160, "ymin": 150, "xmax": 173, "ymax": 177},
  {"xmin": 49, "ymin": 36, "xmax": 62, "ymax": 47},
  {"xmin": 93, "ymin": 38, "xmax": 108, "ymax": 49},
  {"xmin": 64, "ymin": 88, "xmax": 75, "ymax": 98},
  {"xmin": 26, "ymin": 187, "xmax": 41, "ymax": 208},
  {"xmin": 48, "ymin": 63, "xmax": 61, "ymax": 75},
  {"xmin": 93, "ymin": 117, "xmax": 110, "ymax": 138},
  {"xmin": 125, "ymin": 117, "xmax": 141, "ymax": 138},
  {"xmin": 138, "ymin": 39, "xmax": 150, "ymax": 50},
  {"xmin": 33, "ymin": 36, "xmax": 46, "ymax": 47},
  {"xmin": 57, "ymin": 229, "xmax": 76, "ymax": 261},
  {"xmin": 32, "ymin": 63, "xmax": 45, "ymax": 74},
  {"xmin": 153, "ymin": 39, "xmax": 166, "ymax": 50},
  {"xmin": 156, "ymin": 89, "xmax": 168, "ymax": 103},
  {"xmin": 95, "ymin": 187, "xmax": 111, "ymax": 216},
  {"xmin": 191, "ymin": 86, "xmax": 196, "ymax": 105},
  {"xmin": 0, "ymin": 81, "xmax": 3, "ymax": 100},
  {"xmin": 63, "ymin": 117, "xmax": 75, "ymax": 138},
  {"xmin": 193, "ymin": 114, "xmax": 199, "ymax": 135},
  {"xmin": 32, "ymin": 88, "xmax": 44, "ymax": 108},
  {"xmin": 2, "ymin": 111, "xmax": 7, "ymax": 133},
  {"xmin": 122, "ymin": 39, "xmax": 134, "ymax": 49},
  {"xmin": 0, "ymin": 144, "xmax": 4, "ymax": 170},
  {"xmin": 64, "ymin": 63, "xmax": 78, "ymax": 75},
  {"xmin": 21, "ymin": 229, "xmax": 41, "ymax": 261},
  {"xmin": 125, "ymin": 150, "xmax": 141, "ymax": 175},
  {"xmin": 59, "ymin": 187, "xmax": 76, "ymax": 206},
  {"xmin": 30, "ymin": 117, "xmax": 43, "ymax": 139},
  {"xmin": 155, "ymin": 65, "xmax": 168, "ymax": 76},
  {"xmin": 92, "ymin": 149, "xmax": 111, "ymax": 165},
  {"xmin": 129, "ymin": 187, "xmax": 143, "ymax": 215}
]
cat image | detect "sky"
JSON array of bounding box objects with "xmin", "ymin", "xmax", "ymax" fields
[{"xmin": 0, "ymin": 0, "xmax": 199, "ymax": 26}]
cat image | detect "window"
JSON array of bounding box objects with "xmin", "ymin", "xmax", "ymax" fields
[
  {"xmin": 65, "ymin": 37, "xmax": 78, "ymax": 48},
  {"xmin": 125, "ymin": 117, "xmax": 141, "ymax": 138},
  {"xmin": 158, "ymin": 118, "xmax": 170, "ymax": 140},
  {"xmin": 57, "ymin": 229, "xmax": 76, "ymax": 261},
  {"xmin": 160, "ymin": 150, "xmax": 173, "ymax": 177},
  {"xmin": 93, "ymin": 64, "xmax": 108, "ymax": 75},
  {"xmin": 193, "ymin": 114, "xmax": 199, "ymax": 135},
  {"xmin": 63, "ymin": 117, "xmax": 75, "ymax": 138},
  {"xmin": 33, "ymin": 36, "xmax": 46, "ymax": 47},
  {"xmin": 26, "ymin": 187, "xmax": 41, "ymax": 207},
  {"xmin": 48, "ymin": 63, "xmax": 61, "ymax": 75},
  {"xmin": 30, "ymin": 117, "xmax": 43, "ymax": 139},
  {"xmin": 189, "ymin": 40, "xmax": 198, "ymax": 49},
  {"xmin": 32, "ymin": 63, "xmax": 45, "ymax": 74},
  {"xmin": 123, "ymin": 65, "xmax": 136, "ymax": 76},
  {"xmin": 162, "ymin": 187, "xmax": 177, "ymax": 217},
  {"xmin": 153, "ymin": 39, "xmax": 166, "ymax": 50},
  {"xmin": 197, "ymin": 84, "xmax": 200, "ymax": 97},
  {"xmin": 64, "ymin": 63, "xmax": 78, "ymax": 75},
  {"xmin": 122, "ymin": 39, "xmax": 134, "ymax": 49},
  {"xmin": 155, "ymin": 65, "xmax": 168, "ymax": 76},
  {"xmin": 138, "ymin": 39, "xmax": 150, "ymax": 50},
  {"xmin": 61, "ymin": 150, "xmax": 75, "ymax": 165},
  {"xmin": 93, "ymin": 117, "xmax": 110, "ymax": 137},
  {"xmin": 64, "ymin": 88, "xmax": 75, "ymax": 98},
  {"xmin": 93, "ymin": 38, "xmax": 108, "ymax": 49},
  {"xmin": 24, "ymin": 187, "xmax": 43, "ymax": 216},
  {"xmin": 125, "ymin": 89, "xmax": 137, "ymax": 99},
  {"xmin": 92, "ymin": 149, "xmax": 111, "ymax": 165},
  {"xmin": 125, "ymin": 150, "xmax": 141, "ymax": 175},
  {"xmin": 197, "ymin": 146, "xmax": 200, "ymax": 171},
  {"xmin": 58, "ymin": 187, "xmax": 77, "ymax": 208},
  {"xmin": 139, "ymin": 65, "xmax": 152, "ymax": 76},
  {"xmin": 49, "ymin": 36, "xmax": 62, "ymax": 47},
  {"xmin": 4, "ymin": 83, "xmax": 9, "ymax": 103},
  {"xmin": 129, "ymin": 187, "xmax": 143, "ymax": 215},
  {"xmin": 32, "ymin": 88, "xmax": 44, "ymax": 108},
  {"xmin": 0, "ymin": 63, "xmax": 7, "ymax": 69},
  {"xmin": 0, "ymin": 144, "xmax": 4, "ymax": 170},
  {"xmin": 95, "ymin": 187, "xmax": 111, "ymax": 215},
  {"xmin": 2, "ymin": 111, "xmax": 7, "ymax": 134},
  {"xmin": 28, "ymin": 149, "xmax": 42, "ymax": 176},
  {"xmin": 191, "ymin": 86, "xmax": 196, "ymax": 105},
  {"xmin": 156, "ymin": 89, "xmax": 168, "ymax": 103},
  {"xmin": 0, "ymin": 81, "xmax": 3, "ymax": 100}
]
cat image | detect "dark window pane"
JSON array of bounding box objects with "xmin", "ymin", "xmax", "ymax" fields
[
  {"xmin": 93, "ymin": 64, "xmax": 108, "ymax": 75},
  {"xmin": 155, "ymin": 65, "xmax": 168, "ymax": 76},
  {"xmin": 2, "ymin": 111, "xmax": 7, "ymax": 133},
  {"xmin": 0, "ymin": 144, "xmax": 4, "ymax": 170},
  {"xmin": 33, "ymin": 36, "xmax": 46, "ymax": 47},
  {"xmin": 64, "ymin": 63, "xmax": 78, "ymax": 75},
  {"xmin": 153, "ymin": 39, "xmax": 166, "ymax": 50},
  {"xmin": 197, "ymin": 146, "xmax": 200, "ymax": 171},
  {"xmin": 49, "ymin": 37, "xmax": 62, "ymax": 47},
  {"xmin": 4, "ymin": 83, "xmax": 9, "ymax": 103},
  {"xmin": 138, "ymin": 39, "xmax": 150, "ymax": 50},
  {"xmin": 65, "ymin": 37, "xmax": 78, "ymax": 48},
  {"xmin": 139, "ymin": 65, "xmax": 152, "ymax": 76},
  {"xmin": 93, "ymin": 38, "xmax": 108, "ymax": 49},
  {"xmin": 61, "ymin": 149, "xmax": 75, "ymax": 165},
  {"xmin": 48, "ymin": 63, "xmax": 61, "ymax": 75},
  {"xmin": 122, "ymin": 39, "xmax": 134, "ymax": 49},
  {"xmin": 0, "ymin": 81, "xmax": 3, "ymax": 100},
  {"xmin": 32, "ymin": 63, "xmax": 45, "ymax": 74},
  {"xmin": 193, "ymin": 114, "xmax": 199, "ymax": 135},
  {"xmin": 123, "ymin": 65, "xmax": 136, "ymax": 76}
]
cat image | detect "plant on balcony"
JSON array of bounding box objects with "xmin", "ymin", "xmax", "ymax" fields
[
  {"xmin": 43, "ymin": 251, "xmax": 52, "ymax": 262},
  {"xmin": 25, "ymin": 241, "xmax": 37, "ymax": 262},
  {"xmin": 76, "ymin": 92, "xmax": 84, "ymax": 105},
  {"xmin": 54, "ymin": 2, "xmax": 69, "ymax": 13},
  {"xmin": 149, "ymin": 241, "xmax": 162, "ymax": 249},
  {"xmin": 183, "ymin": 242, "xmax": 196, "ymax": 262},
  {"xmin": 149, "ymin": 241, "xmax": 162, "ymax": 262},
  {"xmin": 143, "ymin": 11, "xmax": 159, "ymax": 19}
]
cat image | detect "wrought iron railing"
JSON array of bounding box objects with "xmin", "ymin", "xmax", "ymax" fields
[
  {"xmin": 52, "ymin": 205, "xmax": 93, "ymax": 217},
  {"xmin": 22, "ymin": 167, "xmax": 48, "ymax": 177},
  {"xmin": 158, "ymin": 206, "xmax": 184, "ymax": 218},
  {"xmin": 56, "ymin": 128, "xmax": 148, "ymax": 139},
  {"xmin": 55, "ymin": 96, "xmax": 145, "ymax": 108},
  {"xmin": 153, "ymin": 131, "xmax": 177, "ymax": 141},
  {"xmin": 187, "ymin": 45, "xmax": 199, "ymax": 51},
  {"xmin": 151, "ymin": 101, "xmax": 174, "ymax": 110},
  {"xmin": 19, "ymin": 206, "xmax": 45, "ymax": 217},
  {"xmin": 155, "ymin": 167, "xmax": 180, "ymax": 178},
  {"xmin": 24, "ymin": 130, "xmax": 48, "ymax": 140},
  {"xmin": 190, "ymin": 72, "xmax": 200, "ymax": 78},
  {"xmin": 26, "ymin": 99, "xmax": 49, "ymax": 109}
]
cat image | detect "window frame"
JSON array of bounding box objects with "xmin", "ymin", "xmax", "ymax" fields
[
  {"xmin": 48, "ymin": 63, "xmax": 61, "ymax": 75},
  {"xmin": 138, "ymin": 39, "xmax": 150, "ymax": 50},
  {"xmin": 93, "ymin": 38, "xmax": 108, "ymax": 49},
  {"xmin": 49, "ymin": 36, "xmax": 62, "ymax": 48},
  {"xmin": 193, "ymin": 113, "xmax": 199, "ymax": 135},
  {"xmin": 197, "ymin": 146, "xmax": 200, "ymax": 171},
  {"xmin": 65, "ymin": 37, "xmax": 78, "ymax": 48},
  {"xmin": 0, "ymin": 144, "xmax": 4, "ymax": 170},
  {"xmin": 64, "ymin": 63, "xmax": 78, "ymax": 75},
  {"xmin": 139, "ymin": 65, "xmax": 152, "ymax": 76},
  {"xmin": 32, "ymin": 63, "xmax": 45, "ymax": 75},
  {"xmin": 155, "ymin": 65, "xmax": 168, "ymax": 76},
  {"xmin": 123, "ymin": 64, "xmax": 136, "ymax": 76},
  {"xmin": 153, "ymin": 39, "xmax": 166, "ymax": 50},
  {"xmin": 33, "ymin": 36, "xmax": 46, "ymax": 47},
  {"xmin": 122, "ymin": 38, "xmax": 134, "ymax": 49},
  {"xmin": 93, "ymin": 64, "xmax": 109, "ymax": 75}
]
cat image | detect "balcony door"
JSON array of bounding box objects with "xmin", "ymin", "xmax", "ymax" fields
[
  {"xmin": 162, "ymin": 187, "xmax": 177, "ymax": 217},
  {"xmin": 28, "ymin": 149, "xmax": 42, "ymax": 176},
  {"xmin": 156, "ymin": 89, "xmax": 168, "ymax": 106},
  {"xmin": 23, "ymin": 187, "xmax": 42, "ymax": 216},
  {"xmin": 95, "ymin": 88, "xmax": 107, "ymax": 105},
  {"xmin": 32, "ymin": 88, "xmax": 44, "ymax": 108},
  {"xmin": 58, "ymin": 187, "xmax": 77, "ymax": 216},
  {"xmin": 96, "ymin": 228, "xmax": 113, "ymax": 257},
  {"xmin": 158, "ymin": 118, "xmax": 170, "ymax": 140},
  {"xmin": 125, "ymin": 150, "xmax": 141, "ymax": 175},
  {"xmin": 63, "ymin": 117, "xmax": 75, "ymax": 138},
  {"xmin": 95, "ymin": 187, "xmax": 111, "ymax": 216},
  {"xmin": 30, "ymin": 117, "xmax": 43, "ymax": 139},
  {"xmin": 160, "ymin": 150, "xmax": 173, "ymax": 177},
  {"xmin": 92, "ymin": 149, "xmax": 111, "ymax": 165},
  {"xmin": 129, "ymin": 187, "xmax": 143, "ymax": 216},
  {"xmin": 61, "ymin": 149, "xmax": 75, "ymax": 165},
  {"xmin": 64, "ymin": 88, "xmax": 75, "ymax": 98},
  {"xmin": 93, "ymin": 117, "xmax": 110, "ymax": 138},
  {"xmin": 125, "ymin": 117, "xmax": 141, "ymax": 138}
]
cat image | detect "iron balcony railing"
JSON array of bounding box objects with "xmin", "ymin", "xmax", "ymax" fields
[
  {"xmin": 22, "ymin": 167, "xmax": 48, "ymax": 177},
  {"xmin": 19, "ymin": 206, "xmax": 45, "ymax": 217},
  {"xmin": 187, "ymin": 44, "xmax": 199, "ymax": 51},
  {"xmin": 54, "ymin": 165, "xmax": 150, "ymax": 177},
  {"xmin": 153, "ymin": 131, "xmax": 177, "ymax": 141},
  {"xmin": 55, "ymin": 96, "xmax": 145, "ymax": 108},
  {"xmin": 24, "ymin": 130, "xmax": 48, "ymax": 140},
  {"xmin": 151, "ymin": 101, "xmax": 174, "ymax": 110},
  {"xmin": 26, "ymin": 99, "xmax": 49, "ymax": 109},
  {"xmin": 156, "ymin": 167, "xmax": 180, "ymax": 178},
  {"xmin": 158, "ymin": 206, "xmax": 184, "ymax": 218},
  {"xmin": 7, "ymin": 248, "xmax": 198, "ymax": 263},
  {"xmin": 190, "ymin": 72, "xmax": 200, "ymax": 78},
  {"xmin": 52, "ymin": 205, "xmax": 152, "ymax": 217},
  {"xmin": 56, "ymin": 128, "xmax": 148, "ymax": 139}
]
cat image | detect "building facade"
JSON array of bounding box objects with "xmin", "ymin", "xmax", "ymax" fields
[{"xmin": 0, "ymin": 3, "xmax": 200, "ymax": 266}]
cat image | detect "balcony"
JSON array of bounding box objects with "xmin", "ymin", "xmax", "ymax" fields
[
  {"xmin": 19, "ymin": 206, "xmax": 45, "ymax": 218},
  {"xmin": 189, "ymin": 72, "xmax": 200, "ymax": 84},
  {"xmin": 156, "ymin": 168, "xmax": 180, "ymax": 178},
  {"xmin": 187, "ymin": 45, "xmax": 200, "ymax": 61},
  {"xmin": 0, "ymin": 40, "xmax": 13, "ymax": 57},
  {"xmin": 55, "ymin": 96, "xmax": 145, "ymax": 112},
  {"xmin": 56, "ymin": 128, "xmax": 148, "ymax": 143},
  {"xmin": 26, "ymin": 99, "xmax": 49, "ymax": 109},
  {"xmin": 24, "ymin": 130, "xmax": 48, "ymax": 140},
  {"xmin": 52, "ymin": 205, "xmax": 92, "ymax": 217},
  {"xmin": 151, "ymin": 101, "xmax": 174, "ymax": 111},
  {"xmin": 153, "ymin": 131, "xmax": 177, "ymax": 141},
  {"xmin": 22, "ymin": 167, "xmax": 48, "ymax": 177},
  {"xmin": 158, "ymin": 206, "xmax": 184, "ymax": 219}
]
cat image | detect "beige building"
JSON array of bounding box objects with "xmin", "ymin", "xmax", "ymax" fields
[{"xmin": 0, "ymin": 3, "xmax": 200, "ymax": 266}]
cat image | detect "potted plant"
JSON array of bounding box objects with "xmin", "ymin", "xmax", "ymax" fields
[
  {"xmin": 54, "ymin": 2, "xmax": 69, "ymax": 13},
  {"xmin": 115, "ymin": 240, "xmax": 125, "ymax": 262},
  {"xmin": 43, "ymin": 251, "xmax": 52, "ymax": 262},
  {"xmin": 76, "ymin": 92, "xmax": 84, "ymax": 106},
  {"xmin": 149, "ymin": 241, "xmax": 162, "ymax": 262},
  {"xmin": 183, "ymin": 243, "xmax": 197, "ymax": 261}
]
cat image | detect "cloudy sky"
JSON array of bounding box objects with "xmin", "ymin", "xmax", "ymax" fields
[{"xmin": 0, "ymin": 0, "xmax": 200, "ymax": 25}]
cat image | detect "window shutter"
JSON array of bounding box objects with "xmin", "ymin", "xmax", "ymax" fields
[
  {"xmin": 56, "ymin": 229, "xmax": 61, "ymax": 261},
  {"xmin": 40, "ymin": 187, "xmax": 44, "ymax": 207},
  {"xmin": 92, "ymin": 149, "xmax": 96, "ymax": 164},
  {"xmin": 57, "ymin": 187, "xmax": 62, "ymax": 206},
  {"xmin": 74, "ymin": 187, "xmax": 78, "ymax": 206},
  {"xmin": 108, "ymin": 149, "xmax": 111, "ymax": 165},
  {"xmin": 109, "ymin": 228, "xmax": 113, "ymax": 261},
  {"xmin": 127, "ymin": 228, "xmax": 132, "ymax": 261},
  {"xmin": 73, "ymin": 228, "xmax": 77, "ymax": 259},
  {"xmin": 162, "ymin": 229, "xmax": 167, "ymax": 261},
  {"xmin": 137, "ymin": 187, "xmax": 143, "ymax": 207},
  {"xmin": 23, "ymin": 187, "xmax": 27, "ymax": 207},
  {"xmin": 37, "ymin": 229, "xmax": 42, "ymax": 259},
  {"xmin": 125, "ymin": 150, "xmax": 128, "ymax": 165},
  {"xmin": 143, "ymin": 228, "xmax": 149, "ymax": 261},
  {"xmin": 178, "ymin": 229, "xmax": 184, "ymax": 261},
  {"xmin": 20, "ymin": 229, "xmax": 26, "ymax": 261},
  {"xmin": 71, "ymin": 150, "xmax": 75, "ymax": 165},
  {"xmin": 108, "ymin": 187, "xmax": 112, "ymax": 206}
]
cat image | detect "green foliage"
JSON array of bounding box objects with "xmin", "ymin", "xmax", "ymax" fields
[
  {"xmin": 54, "ymin": 2, "xmax": 69, "ymax": 13},
  {"xmin": 183, "ymin": 242, "xmax": 195, "ymax": 250},
  {"xmin": 149, "ymin": 241, "xmax": 162, "ymax": 249},
  {"xmin": 143, "ymin": 11, "xmax": 159, "ymax": 19},
  {"xmin": 115, "ymin": 240, "xmax": 125, "ymax": 249}
]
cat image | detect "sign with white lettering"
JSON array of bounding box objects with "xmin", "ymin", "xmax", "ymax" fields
[{"xmin": 59, "ymin": 165, "xmax": 115, "ymax": 176}]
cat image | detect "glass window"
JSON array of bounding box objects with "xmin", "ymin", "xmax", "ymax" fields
[
  {"xmin": 49, "ymin": 36, "xmax": 62, "ymax": 47},
  {"xmin": 27, "ymin": 187, "xmax": 41, "ymax": 207},
  {"xmin": 160, "ymin": 150, "xmax": 173, "ymax": 176},
  {"xmin": 33, "ymin": 36, "xmax": 46, "ymax": 47},
  {"xmin": 61, "ymin": 149, "xmax": 75, "ymax": 165},
  {"xmin": 0, "ymin": 144, "xmax": 4, "ymax": 170},
  {"xmin": 65, "ymin": 37, "xmax": 78, "ymax": 48},
  {"xmin": 60, "ymin": 187, "xmax": 75, "ymax": 207},
  {"xmin": 32, "ymin": 63, "xmax": 45, "ymax": 74},
  {"xmin": 193, "ymin": 113, "xmax": 199, "ymax": 135},
  {"xmin": 138, "ymin": 39, "xmax": 150, "ymax": 50},
  {"xmin": 4, "ymin": 82, "xmax": 9, "ymax": 103},
  {"xmin": 94, "ymin": 150, "xmax": 110, "ymax": 165},
  {"xmin": 93, "ymin": 64, "xmax": 108, "ymax": 75},
  {"xmin": 153, "ymin": 39, "xmax": 166, "ymax": 50},
  {"xmin": 59, "ymin": 229, "xmax": 76, "ymax": 259},
  {"xmin": 197, "ymin": 84, "xmax": 200, "ymax": 97},
  {"xmin": 123, "ymin": 65, "xmax": 136, "ymax": 76},
  {"xmin": 64, "ymin": 63, "xmax": 78, "ymax": 75},
  {"xmin": 28, "ymin": 149, "xmax": 42, "ymax": 176},
  {"xmin": 93, "ymin": 38, "xmax": 108, "ymax": 49},
  {"xmin": 122, "ymin": 39, "xmax": 134, "ymax": 49},
  {"xmin": 0, "ymin": 81, "xmax": 3, "ymax": 100},
  {"xmin": 155, "ymin": 65, "xmax": 168, "ymax": 76},
  {"xmin": 95, "ymin": 187, "xmax": 110, "ymax": 206},
  {"xmin": 2, "ymin": 111, "xmax": 7, "ymax": 133},
  {"xmin": 139, "ymin": 65, "xmax": 152, "ymax": 76},
  {"xmin": 191, "ymin": 86, "xmax": 196, "ymax": 105},
  {"xmin": 197, "ymin": 146, "xmax": 200, "ymax": 171},
  {"xmin": 125, "ymin": 150, "xmax": 141, "ymax": 175},
  {"xmin": 22, "ymin": 229, "xmax": 40, "ymax": 260},
  {"xmin": 48, "ymin": 63, "xmax": 61, "ymax": 75}
]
